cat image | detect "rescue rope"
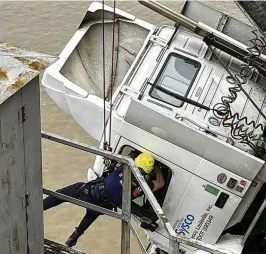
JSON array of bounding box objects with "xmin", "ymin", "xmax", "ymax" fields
[
  {"xmin": 108, "ymin": 0, "xmax": 116, "ymax": 152},
  {"xmin": 102, "ymin": 0, "xmax": 108, "ymax": 150}
]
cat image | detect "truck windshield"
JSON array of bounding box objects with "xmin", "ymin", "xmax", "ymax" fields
[{"xmin": 150, "ymin": 53, "xmax": 201, "ymax": 107}]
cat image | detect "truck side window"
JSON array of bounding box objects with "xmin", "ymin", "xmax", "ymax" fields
[{"xmin": 150, "ymin": 53, "xmax": 201, "ymax": 107}]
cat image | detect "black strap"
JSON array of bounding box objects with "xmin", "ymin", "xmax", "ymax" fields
[
  {"xmin": 98, "ymin": 182, "xmax": 118, "ymax": 212},
  {"xmin": 98, "ymin": 182, "xmax": 109, "ymax": 203},
  {"xmin": 86, "ymin": 178, "xmax": 106, "ymax": 197},
  {"xmin": 91, "ymin": 177, "xmax": 105, "ymax": 184}
]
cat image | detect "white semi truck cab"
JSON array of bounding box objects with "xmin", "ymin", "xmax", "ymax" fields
[{"xmin": 41, "ymin": 1, "xmax": 266, "ymax": 253}]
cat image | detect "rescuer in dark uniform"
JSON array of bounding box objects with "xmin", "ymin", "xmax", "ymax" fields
[{"xmin": 43, "ymin": 152, "xmax": 165, "ymax": 247}]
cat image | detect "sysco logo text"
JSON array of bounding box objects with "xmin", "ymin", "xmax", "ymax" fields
[{"xmin": 175, "ymin": 214, "xmax": 195, "ymax": 236}]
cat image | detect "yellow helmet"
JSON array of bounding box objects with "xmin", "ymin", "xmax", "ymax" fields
[{"xmin": 135, "ymin": 152, "xmax": 155, "ymax": 174}]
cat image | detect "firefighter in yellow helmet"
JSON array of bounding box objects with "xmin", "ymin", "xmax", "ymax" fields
[
  {"xmin": 135, "ymin": 152, "xmax": 155, "ymax": 174},
  {"xmin": 43, "ymin": 151, "xmax": 165, "ymax": 247},
  {"xmin": 133, "ymin": 152, "xmax": 165, "ymax": 197}
]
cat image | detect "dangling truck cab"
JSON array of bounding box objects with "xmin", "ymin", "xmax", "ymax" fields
[{"xmin": 42, "ymin": 1, "xmax": 266, "ymax": 253}]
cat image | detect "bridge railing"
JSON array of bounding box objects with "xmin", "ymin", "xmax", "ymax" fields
[{"xmin": 42, "ymin": 131, "xmax": 237, "ymax": 254}]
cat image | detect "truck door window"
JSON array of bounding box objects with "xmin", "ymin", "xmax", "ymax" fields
[{"xmin": 150, "ymin": 53, "xmax": 201, "ymax": 107}]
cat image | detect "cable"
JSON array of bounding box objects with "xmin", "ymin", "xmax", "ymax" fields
[
  {"xmin": 244, "ymin": 30, "xmax": 266, "ymax": 71},
  {"xmin": 208, "ymin": 31, "xmax": 266, "ymax": 151},
  {"xmin": 108, "ymin": 0, "xmax": 116, "ymax": 152},
  {"xmin": 102, "ymin": 1, "xmax": 107, "ymax": 150},
  {"xmin": 210, "ymin": 45, "xmax": 266, "ymax": 121}
]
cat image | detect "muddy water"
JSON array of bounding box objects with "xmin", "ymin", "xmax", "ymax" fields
[{"xmin": 1, "ymin": 1, "xmax": 249, "ymax": 253}]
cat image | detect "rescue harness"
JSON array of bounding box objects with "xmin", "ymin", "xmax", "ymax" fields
[{"xmin": 87, "ymin": 177, "xmax": 118, "ymax": 212}]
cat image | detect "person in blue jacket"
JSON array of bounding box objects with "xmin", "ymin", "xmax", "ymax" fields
[{"xmin": 43, "ymin": 152, "xmax": 165, "ymax": 247}]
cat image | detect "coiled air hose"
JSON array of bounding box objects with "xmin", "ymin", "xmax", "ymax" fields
[{"xmin": 209, "ymin": 31, "xmax": 266, "ymax": 154}]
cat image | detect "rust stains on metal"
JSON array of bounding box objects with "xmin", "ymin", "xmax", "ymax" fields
[
  {"xmin": 15, "ymin": 57, "xmax": 49, "ymax": 71},
  {"xmin": 6, "ymin": 73, "xmax": 28, "ymax": 92},
  {"xmin": 14, "ymin": 57, "xmax": 28, "ymax": 64},
  {"xmin": 0, "ymin": 69, "xmax": 8, "ymax": 80},
  {"xmin": 0, "ymin": 42, "xmax": 57, "ymax": 105},
  {"xmin": 11, "ymin": 79, "xmax": 25, "ymax": 90},
  {"xmin": 14, "ymin": 57, "xmax": 30, "ymax": 66},
  {"xmin": 29, "ymin": 60, "xmax": 48, "ymax": 71}
]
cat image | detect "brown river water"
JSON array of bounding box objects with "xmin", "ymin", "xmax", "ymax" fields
[{"xmin": 1, "ymin": 1, "xmax": 250, "ymax": 253}]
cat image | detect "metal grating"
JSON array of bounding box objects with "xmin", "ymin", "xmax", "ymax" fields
[{"xmin": 44, "ymin": 239, "xmax": 87, "ymax": 254}]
